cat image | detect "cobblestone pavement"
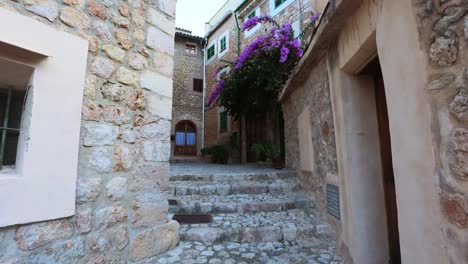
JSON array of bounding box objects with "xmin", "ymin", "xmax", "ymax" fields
[{"xmin": 159, "ymin": 163, "xmax": 343, "ymax": 264}]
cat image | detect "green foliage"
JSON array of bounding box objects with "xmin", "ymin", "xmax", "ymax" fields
[
  {"xmin": 251, "ymin": 142, "xmax": 281, "ymax": 162},
  {"xmin": 201, "ymin": 145, "xmax": 229, "ymax": 164},
  {"xmin": 218, "ymin": 52, "xmax": 295, "ymax": 120}
]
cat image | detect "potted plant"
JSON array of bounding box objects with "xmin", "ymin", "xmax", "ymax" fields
[{"xmin": 251, "ymin": 142, "xmax": 283, "ymax": 169}]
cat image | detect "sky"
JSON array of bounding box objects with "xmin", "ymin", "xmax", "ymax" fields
[{"xmin": 176, "ymin": 0, "xmax": 228, "ymax": 37}]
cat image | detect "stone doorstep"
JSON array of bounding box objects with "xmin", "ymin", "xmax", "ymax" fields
[
  {"xmin": 170, "ymin": 179, "xmax": 300, "ymax": 196},
  {"xmin": 169, "ymin": 170, "xmax": 296, "ymax": 182},
  {"xmin": 169, "ymin": 198, "xmax": 309, "ymax": 214},
  {"xmin": 179, "ymin": 223, "xmax": 332, "ymax": 244}
]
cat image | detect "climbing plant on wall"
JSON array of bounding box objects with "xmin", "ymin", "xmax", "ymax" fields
[{"xmin": 206, "ymin": 14, "xmax": 321, "ymax": 119}]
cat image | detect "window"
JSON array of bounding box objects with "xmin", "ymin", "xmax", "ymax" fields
[
  {"xmin": 244, "ymin": 7, "xmax": 261, "ymax": 38},
  {"xmin": 0, "ymin": 7, "xmax": 88, "ymax": 228},
  {"xmin": 220, "ymin": 37, "xmax": 227, "ymax": 52},
  {"xmin": 207, "ymin": 44, "xmax": 215, "ymax": 60},
  {"xmin": 218, "ymin": 31, "xmax": 229, "ymax": 57},
  {"xmin": 174, "ymin": 121, "xmax": 197, "ymax": 156},
  {"xmin": 185, "ymin": 43, "xmax": 197, "ymax": 54},
  {"xmin": 274, "ymin": 0, "xmax": 287, "ymax": 8},
  {"xmin": 269, "ymin": 0, "xmax": 294, "ymax": 16},
  {"xmin": 220, "ymin": 111, "xmax": 228, "ymax": 133},
  {"xmin": 193, "ymin": 78, "xmax": 203, "ymax": 92},
  {"xmin": 0, "ymin": 88, "xmax": 26, "ymax": 171}
]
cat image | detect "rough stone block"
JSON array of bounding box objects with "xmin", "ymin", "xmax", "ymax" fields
[
  {"xmin": 106, "ymin": 177, "xmax": 128, "ymax": 200},
  {"xmin": 89, "ymin": 147, "xmax": 113, "ymax": 173},
  {"xmin": 130, "ymin": 220, "xmax": 179, "ymax": 261},
  {"xmin": 185, "ymin": 227, "xmax": 222, "ymax": 243},
  {"xmin": 142, "ymin": 140, "xmax": 171, "ymax": 162},
  {"xmin": 83, "ymin": 123, "xmax": 119, "ymax": 147},
  {"xmin": 140, "ymin": 70, "xmax": 173, "ymax": 97},
  {"xmin": 131, "ymin": 202, "xmax": 169, "ymax": 228},
  {"xmin": 76, "ymin": 178, "xmax": 102, "ymax": 203},
  {"xmin": 146, "ymin": 92, "xmax": 172, "ymax": 119},
  {"xmin": 95, "ymin": 205, "xmax": 128, "ymax": 229},
  {"xmin": 60, "ymin": 7, "xmax": 90, "ymax": 29},
  {"xmin": 24, "ymin": 0, "xmax": 59, "ymax": 21},
  {"xmin": 147, "ymin": 8, "xmax": 175, "ymax": 36},
  {"xmin": 15, "ymin": 219, "xmax": 73, "ymax": 250},
  {"xmin": 129, "ymin": 164, "xmax": 170, "ymax": 192},
  {"xmin": 75, "ymin": 207, "xmax": 92, "ymax": 233},
  {"xmin": 146, "ymin": 26, "xmax": 174, "ymax": 55}
]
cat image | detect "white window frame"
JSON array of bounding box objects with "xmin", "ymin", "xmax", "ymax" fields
[
  {"xmin": 0, "ymin": 8, "xmax": 88, "ymax": 227},
  {"xmin": 244, "ymin": 7, "xmax": 261, "ymax": 38},
  {"xmin": 206, "ymin": 41, "xmax": 217, "ymax": 64},
  {"xmin": 292, "ymin": 20, "xmax": 301, "ymax": 39},
  {"xmin": 269, "ymin": 0, "xmax": 295, "ymax": 17},
  {"xmin": 217, "ymin": 67, "xmax": 230, "ymax": 81},
  {"xmin": 217, "ymin": 31, "xmax": 230, "ymax": 58}
]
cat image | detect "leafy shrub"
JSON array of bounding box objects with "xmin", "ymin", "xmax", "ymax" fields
[
  {"xmin": 251, "ymin": 142, "xmax": 281, "ymax": 162},
  {"xmin": 201, "ymin": 145, "xmax": 229, "ymax": 164}
]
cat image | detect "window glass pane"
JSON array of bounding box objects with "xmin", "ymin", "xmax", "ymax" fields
[
  {"xmin": 193, "ymin": 79, "xmax": 203, "ymax": 92},
  {"xmin": 0, "ymin": 89, "xmax": 25, "ymax": 168},
  {"xmin": 186, "ymin": 133, "xmax": 196, "ymax": 146},
  {"xmin": 185, "ymin": 43, "xmax": 197, "ymax": 54},
  {"xmin": 175, "ymin": 132, "xmax": 186, "ymax": 146},
  {"xmin": 220, "ymin": 111, "xmax": 228, "ymax": 133}
]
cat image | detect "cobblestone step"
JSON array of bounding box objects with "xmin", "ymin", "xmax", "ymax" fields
[
  {"xmin": 177, "ymin": 210, "xmax": 334, "ymax": 244},
  {"xmin": 169, "ymin": 193, "xmax": 313, "ymax": 214},
  {"xmin": 152, "ymin": 240, "xmax": 343, "ymax": 264},
  {"xmin": 170, "ymin": 170, "xmax": 296, "ymax": 182},
  {"xmin": 170, "ymin": 178, "xmax": 300, "ymax": 196}
]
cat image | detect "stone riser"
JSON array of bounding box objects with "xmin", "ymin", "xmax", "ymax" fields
[
  {"xmin": 170, "ymin": 171, "xmax": 296, "ymax": 182},
  {"xmin": 179, "ymin": 224, "xmax": 331, "ymax": 244},
  {"xmin": 169, "ymin": 200, "xmax": 306, "ymax": 214},
  {"xmin": 171, "ymin": 182, "xmax": 299, "ymax": 196}
]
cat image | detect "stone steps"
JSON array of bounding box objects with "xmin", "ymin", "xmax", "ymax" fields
[
  {"xmin": 170, "ymin": 178, "xmax": 300, "ymax": 196},
  {"xmin": 170, "ymin": 170, "xmax": 296, "ymax": 182},
  {"xmin": 169, "ymin": 192, "xmax": 312, "ymax": 214},
  {"xmin": 177, "ymin": 210, "xmax": 334, "ymax": 244}
]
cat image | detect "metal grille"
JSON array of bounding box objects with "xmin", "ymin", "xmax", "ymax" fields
[
  {"xmin": 0, "ymin": 88, "xmax": 20, "ymax": 171},
  {"xmin": 326, "ymin": 184, "xmax": 340, "ymax": 220}
]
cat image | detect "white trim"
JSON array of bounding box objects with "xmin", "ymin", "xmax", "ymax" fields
[
  {"xmin": 217, "ymin": 67, "xmax": 231, "ymax": 81},
  {"xmin": 217, "ymin": 31, "xmax": 230, "ymax": 58},
  {"xmin": 0, "ymin": 7, "xmax": 88, "ymax": 227},
  {"xmin": 292, "ymin": 20, "xmax": 301, "ymax": 39},
  {"xmin": 269, "ymin": 0, "xmax": 295, "ymax": 17},
  {"xmin": 206, "ymin": 41, "xmax": 217, "ymax": 64},
  {"xmin": 244, "ymin": 7, "xmax": 261, "ymax": 38}
]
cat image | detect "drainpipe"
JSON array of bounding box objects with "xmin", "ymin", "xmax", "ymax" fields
[
  {"xmin": 234, "ymin": 11, "xmax": 247, "ymax": 163},
  {"xmin": 202, "ymin": 37, "xmax": 208, "ymax": 149}
]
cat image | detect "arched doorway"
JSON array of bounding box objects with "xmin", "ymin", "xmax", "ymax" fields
[{"xmin": 174, "ymin": 121, "xmax": 197, "ymax": 156}]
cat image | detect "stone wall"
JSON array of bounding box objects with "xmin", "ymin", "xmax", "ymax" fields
[
  {"xmin": 171, "ymin": 34, "xmax": 204, "ymax": 159},
  {"xmin": 0, "ymin": 0, "xmax": 179, "ymax": 262},
  {"xmin": 413, "ymin": 0, "xmax": 468, "ymax": 262},
  {"xmin": 281, "ymin": 57, "xmax": 338, "ymax": 216}
]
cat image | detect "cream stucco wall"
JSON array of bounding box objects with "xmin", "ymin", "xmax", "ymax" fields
[
  {"xmin": 0, "ymin": 8, "xmax": 88, "ymax": 227},
  {"xmin": 328, "ymin": 0, "xmax": 448, "ymax": 262}
]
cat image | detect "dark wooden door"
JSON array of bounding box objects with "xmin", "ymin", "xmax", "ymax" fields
[
  {"xmin": 375, "ymin": 73, "xmax": 401, "ymax": 264},
  {"xmin": 174, "ymin": 121, "xmax": 197, "ymax": 156},
  {"xmin": 246, "ymin": 116, "xmax": 267, "ymax": 162}
]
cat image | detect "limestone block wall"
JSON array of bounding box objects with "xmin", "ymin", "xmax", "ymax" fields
[
  {"xmin": 171, "ymin": 35, "xmax": 204, "ymax": 158},
  {"xmin": 281, "ymin": 58, "xmax": 338, "ymax": 216},
  {"xmin": 0, "ymin": 0, "xmax": 179, "ymax": 262},
  {"xmin": 413, "ymin": 0, "xmax": 468, "ymax": 262}
]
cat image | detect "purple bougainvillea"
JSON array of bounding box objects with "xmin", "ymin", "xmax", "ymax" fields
[{"xmin": 207, "ymin": 14, "xmax": 319, "ymax": 107}]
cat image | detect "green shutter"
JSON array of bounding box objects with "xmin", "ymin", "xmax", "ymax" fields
[
  {"xmin": 220, "ymin": 111, "xmax": 228, "ymax": 133},
  {"xmin": 220, "ymin": 37, "xmax": 227, "ymax": 52},
  {"xmin": 248, "ymin": 11, "xmax": 256, "ymax": 19},
  {"xmin": 207, "ymin": 45, "xmax": 215, "ymax": 60}
]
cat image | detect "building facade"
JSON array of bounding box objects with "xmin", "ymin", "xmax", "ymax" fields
[
  {"xmin": 204, "ymin": 0, "xmax": 320, "ymax": 163},
  {"xmin": 281, "ymin": 0, "xmax": 468, "ymax": 263},
  {"xmin": 0, "ymin": 0, "xmax": 178, "ymax": 262},
  {"xmin": 171, "ymin": 28, "xmax": 205, "ymax": 161}
]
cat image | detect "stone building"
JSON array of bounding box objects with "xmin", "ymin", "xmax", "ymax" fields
[
  {"xmin": 170, "ymin": 28, "xmax": 205, "ymax": 161},
  {"xmin": 0, "ymin": 0, "xmax": 179, "ymax": 262},
  {"xmin": 204, "ymin": 0, "xmax": 319, "ymax": 163},
  {"xmin": 280, "ymin": 0, "xmax": 468, "ymax": 263}
]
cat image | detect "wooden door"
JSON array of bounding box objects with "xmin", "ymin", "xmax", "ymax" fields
[
  {"xmin": 246, "ymin": 116, "xmax": 267, "ymax": 162},
  {"xmin": 174, "ymin": 121, "xmax": 197, "ymax": 156},
  {"xmin": 375, "ymin": 71, "xmax": 401, "ymax": 264}
]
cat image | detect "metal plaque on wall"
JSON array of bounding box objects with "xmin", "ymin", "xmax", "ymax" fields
[{"xmin": 326, "ymin": 184, "xmax": 340, "ymax": 220}]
